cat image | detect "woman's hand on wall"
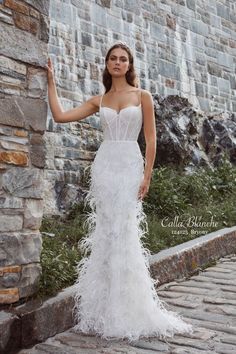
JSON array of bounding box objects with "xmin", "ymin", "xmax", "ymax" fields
[
  {"xmin": 46, "ymin": 57, "xmax": 100, "ymax": 123},
  {"xmin": 46, "ymin": 57, "xmax": 55, "ymax": 84}
]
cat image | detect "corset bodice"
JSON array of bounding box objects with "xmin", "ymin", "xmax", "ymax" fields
[{"xmin": 99, "ymin": 105, "xmax": 143, "ymax": 141}]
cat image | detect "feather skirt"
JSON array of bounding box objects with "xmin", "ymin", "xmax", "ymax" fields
[{"xmin": 73, "ymin": 140, "xmax": 193, "ymax": 343}]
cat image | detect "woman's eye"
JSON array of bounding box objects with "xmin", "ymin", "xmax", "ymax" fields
[{"xmin": 110, "ymin": 57, "xmax": 127, "ymax": 61}]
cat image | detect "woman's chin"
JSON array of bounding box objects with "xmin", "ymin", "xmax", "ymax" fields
[{"xmin": 111, "ymin": 72, "xmax": 124, "ymax": 77}]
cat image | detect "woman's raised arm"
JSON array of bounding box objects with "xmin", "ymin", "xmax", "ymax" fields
[{"xmin": 46, "ymin": 58, "xmax": 99, "ymax": 123}]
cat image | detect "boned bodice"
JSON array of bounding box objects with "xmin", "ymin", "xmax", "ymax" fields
[{"xmin": 100, "ymin": 105, "xmax": 143, "ymax": 141}]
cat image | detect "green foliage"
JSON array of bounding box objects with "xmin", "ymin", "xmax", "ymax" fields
[
  {"xmin": 145, "ymin": 157, "xmax": 236, "ymax": 217},
  {"xmin": 143, "ymin": 167, "xmax": 191, "ymax": 217},
  {"xmin": 37, "ymin": 202, "xmax": 87, "ymax": 298},
  {"xmin": 38, "ymin": 235, "xmax": 79, "ymax": 297},
  {"xmin": 142, "ymin": 158, "xmax": 236, "ymax": 253}
]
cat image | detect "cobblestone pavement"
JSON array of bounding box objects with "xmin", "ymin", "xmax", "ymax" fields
[{"xmin": 19, "ymin": 254, "xmax": 236, "ymax": 354}]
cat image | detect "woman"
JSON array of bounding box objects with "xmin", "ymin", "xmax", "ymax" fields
[{"xmin": 47, "ymin": 41, "xmax": 193, "ymax": 343}]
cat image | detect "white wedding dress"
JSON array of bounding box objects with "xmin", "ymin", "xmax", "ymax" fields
[{"xmin": 73, "ymin": 90, "xmax": 193, "ymax": 343}]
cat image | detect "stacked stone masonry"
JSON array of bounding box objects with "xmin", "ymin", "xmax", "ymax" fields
[
  {"xmin": 45, "ymin": 0, "xmax": 236, "ymax": 215},
  {"xmin": 0, "ymin": 0, "xmax": 49, "ymax": 303}
]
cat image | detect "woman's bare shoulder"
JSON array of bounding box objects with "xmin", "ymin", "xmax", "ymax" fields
[
  {"xmin": 140, "ymin": 88, "xmax": 152, "ymax": 97},
  {"xmin": 87, "ymin": 94, "xmax": 104, "ymax": 109},
  {"xmin": 140, "ymin": 89, "xmax": 153, "ymax": 107}
]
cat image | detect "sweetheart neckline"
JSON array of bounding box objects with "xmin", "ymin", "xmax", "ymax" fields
[{"xmin": 100, "ymin": 104, "xmax": 142, "ymax": 115}]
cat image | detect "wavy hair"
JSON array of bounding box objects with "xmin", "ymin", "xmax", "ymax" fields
[{"xmin": 102, "ymin": 41, "xmax": 139, "ymax": 93}]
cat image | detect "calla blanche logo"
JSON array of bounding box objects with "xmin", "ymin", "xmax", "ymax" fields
[{"xmin": 161, "ymin": 215, "xmax": 218, "ymax": 236}]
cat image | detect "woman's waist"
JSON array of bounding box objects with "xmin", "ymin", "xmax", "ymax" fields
[
  {"xmin": 97, "ymin": 139, "xmax": 142, "ymax": 158},
  {"xmin": 102, "ymin": 139, "xmax": 139, "ymax": 144}
]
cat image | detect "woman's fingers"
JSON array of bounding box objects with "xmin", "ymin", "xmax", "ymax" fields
[
  {"xmin": 46, "ymin": 59, "xmax": 55, "ymax": 83},
  {"xmin": 47, "ymin": 58, "xmax": 53, "ymax": 70},
  {"xmin": 138, "ymin": 185, "xmax": 147, "ymax": 200},
  {"xmin": 138, "ymin": 176, "xmax": 151, "ymax": 200}
]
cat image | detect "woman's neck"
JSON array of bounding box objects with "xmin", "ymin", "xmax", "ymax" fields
[{"xmin": 109, "ymin": 77, "xmax": 131, "ymax": 92}]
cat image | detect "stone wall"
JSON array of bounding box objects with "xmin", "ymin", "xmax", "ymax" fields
[
  {"xmin": 45, "ymin": 0, "xmax": 236, "ymax": 215},
  {"xmin": 0, "ymin": 0, "xmax": 49, "ymax": 303}
]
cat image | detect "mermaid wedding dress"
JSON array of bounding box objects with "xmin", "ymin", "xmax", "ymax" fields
[{"xmin": 73, "ymin": 90, "xmax": 193, "ymax": 342}]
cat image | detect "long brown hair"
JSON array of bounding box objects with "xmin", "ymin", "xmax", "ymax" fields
[{"xmin": 102, "ymin": 42, "xmax": 139, "ymax": 93}]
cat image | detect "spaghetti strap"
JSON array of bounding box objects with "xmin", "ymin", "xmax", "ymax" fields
[
  {"xmin": 100, "ymin": 93, "xmax": 104, "ymax": 109},
  {"xmin": 139, "ymin": 89, "xmax": 142, "ymax": 107}
]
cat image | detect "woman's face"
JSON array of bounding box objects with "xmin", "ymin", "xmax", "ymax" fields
[{"xmin": 106, "ymin": 47, "xmax": 130, "ymax": 77}]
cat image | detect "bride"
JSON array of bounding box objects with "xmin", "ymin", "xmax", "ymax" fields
[{"xmin": 47, "ymin": 41, "xmax": 193, "ymax": 343}]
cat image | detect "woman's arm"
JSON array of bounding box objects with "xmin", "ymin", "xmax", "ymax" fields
[
  {"xmin": 142, "ymin": 89, "xmax": 156, "ymax": 180},
  {"xmin": 47, "ymin": 58, "xmax": 99, "ymax": 123},
  {"xmin": 138, "ymin": 89, "xmax": 157, "ymax": 200}
]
